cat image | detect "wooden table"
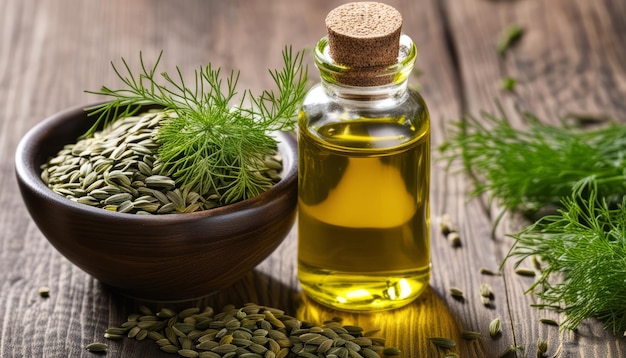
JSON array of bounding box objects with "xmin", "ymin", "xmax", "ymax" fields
[{"xmin": 2, "ymin": 0, "xmax": 625, "ymax": 356}]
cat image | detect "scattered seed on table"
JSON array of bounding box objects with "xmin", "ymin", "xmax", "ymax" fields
[
  {"xmin": 480, "ymin": 283, "xmax": 493, "ymax": 298},
  {"xmin": 428, "ymin": 337, "xmax": 456, "ymax": 349},
  {"xmin": 38, "ymin": 287, "xmax": 50, "ymax": 298},
  {"xmin": 382, "ymin": 347, "xmax": 401, "ymax": 356},
  {"xmin": 104, "ymin": 333, "xmax": 124, "ymax": 340},
  {"xmin": 539, "ymin": 318, "xmax": 559, "ymax": 327},
  {"xmin": 449, "ymin": 287, "xmax": 464, "ymax": 300},
  {"xmin": 500, "ymin": 344, "xmax": 524, "ymax": 358},
  {"xmin": 536, "ymin": 338, "xmax": 548, "ymax": 357},
  {"xmin": 480, "ymin": 267, "xmax": 501, "ymax": 276},
  {"xmin": 489, "ymin": 317, "xmax": 502, "ymax": 338},
  {"xmin": 515, "ymin": 268, "xmax": 537, "ymax": 277},
  {"xmin": 448, "ymin": 232, "xmax": 462, "ymax": 247},
  {"xmin": 440, "ymin": 213, "xmax": 459, "ymax": 235},
  {"xmin": 85, "ymin": 342, "xmax": 108, "ymax": 352},
  {"xmin": 461, "ymin": 330, "xmax": 482, "ymax": 340}
]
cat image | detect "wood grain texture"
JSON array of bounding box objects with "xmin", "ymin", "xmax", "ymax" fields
[{"xmin": 1, "ymin": 0, "xmax": 626, "ymax": 357}]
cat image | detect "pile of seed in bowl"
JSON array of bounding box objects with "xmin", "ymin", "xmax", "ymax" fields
[
  {"xmin": 40, "ymin": 110, "xmax": 283, "ymax": 214},
  {"xmin": 88, "ymin": 303, "xmax": 400, "ymax": 357}
]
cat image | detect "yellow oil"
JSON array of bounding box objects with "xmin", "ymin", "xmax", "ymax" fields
[{"xmin": 298, "ymin": 113, "xmax": 430, "ymax": 311}]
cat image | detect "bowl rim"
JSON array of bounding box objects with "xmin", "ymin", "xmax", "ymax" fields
[{"xmin": 15, "ymin": 103, "xmax": 298, "ymax": 224}]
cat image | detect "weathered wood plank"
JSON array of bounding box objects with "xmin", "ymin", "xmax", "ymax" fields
[
  {"xmin": 0, "ymin": 0, "xmax": 464, "ymax": 356},
  {"xmin": 1, "ymin": 0, "xmax": 625, "ymax": 357},
  {"xmin": 442, "ymin": 0, "xmax": 626, "ymax": 357}
]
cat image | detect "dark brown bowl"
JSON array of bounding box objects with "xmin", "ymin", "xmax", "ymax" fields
[{"xmin": 14, "ymin": 104, "xmax": 298, "ymax": 301}]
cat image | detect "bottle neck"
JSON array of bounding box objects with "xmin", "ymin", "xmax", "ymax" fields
[
  {"xmin": 320, "ymin": 78, "xmax": 410, "ymax": 107},
  {"xmin": 314, "ymin": 33, "xmax": 417, "ymax": 106}
]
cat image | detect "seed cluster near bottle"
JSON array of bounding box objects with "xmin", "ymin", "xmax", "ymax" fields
[{"xmin": 91, "ymin": 303, "xmax": 400, "ymax": 357}]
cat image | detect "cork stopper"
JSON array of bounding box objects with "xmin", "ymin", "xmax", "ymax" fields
[{"xmin": 325, "ymin": 2, "xmax": 402, "ymax": 86}]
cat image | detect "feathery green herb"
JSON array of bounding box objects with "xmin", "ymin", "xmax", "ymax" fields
[
  {"xmin": 85, "ymin": 47, "xmax": 307, "ymax": 204},
  {"xmin": 441, "ymin": 105, "xmax": 626, "ymax": 334},
  {"xmin": 439, "ymin": 104, "xmax": 626, "ymax": 220},
  {"xmin": 506, "ymin": 178, "xmax": 626, "ymax": 333}
]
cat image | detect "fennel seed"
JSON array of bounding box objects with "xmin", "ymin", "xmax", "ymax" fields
[
  {"xmin": 448, "ymin": 232, "xmax": 462, "ymax": 247},
  {"xmin": 449, "ymin": 287, "xmax": 464, "ymax": 299},
  {"xmin": 105, "ymin": 327, "xmax": 127, "ymax": 335},
  {"xmin": 38, "ymin": 286, "xmax": 50, "ymax": 298},
  {"xmin": 177, "ymin": 349, "xmax": 199, "ymax": 358},
  {"xmin": 536, "ymin": 338, "xmax": 548, "ymax": 357},
  {"xmin": 127, "ymin": 326, "xmax": 141, "ymax": 338},
  {"xmin": 480, "ymin": 283, "xmax": 493, "ymax": 298},
  {"xmin": 103, "ymin": 333, "xmax": 124, "ymax": 340},
  {"xmin": 382, "ymin": 347, "xmax": 401, "ymax": 356},
  {"xmin": 428, "ymin": 337, "xmax": 456, "ymax": 349},
  {"xmin": 480, "ymin": 267, "xmax": 501, "ymax": 276},
  {"xmin": 85, "ymin": 342, "xmax": 108, "ymax": 352},
  {"xmin": 135, "ymin": 329, "xmax": 148, "ymax": 341},
  {"xmin": 489, "ymin": 317, "xmax": 502, "ymax": 338},
  {"xmin": 515, "ymin": 268, "xmax": 537, "ymax": 277},
  {"xmin": 440, "ymin": 213, "xmax": 459, "ymax": 236},
  {"xmin": 160, "ymin": 345, "xmax": 178, "ymax": 354},
  {"xmin": 461, "ymin": 330, "xmax": 482, "ymax": 340},
  {"xmin": 539, "ymin": 318, "xmax": 559, "ymax": 326},
  {"xmin": 360, "ymin": 348, "xmax": 382, "ymax": 358},
  {"xmin": 500, "ymin": 344, "xmax": 524, "ymax": 358}
]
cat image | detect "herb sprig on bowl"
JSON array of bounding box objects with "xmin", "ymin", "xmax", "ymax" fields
[{"xmin": 86, "ymin": 47, "xmax": 307, "ymax": 204}]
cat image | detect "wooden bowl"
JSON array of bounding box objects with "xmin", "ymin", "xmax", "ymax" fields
[{"xmin": 14, "ymin": 104, "xmax": 298, "ymax": 301}]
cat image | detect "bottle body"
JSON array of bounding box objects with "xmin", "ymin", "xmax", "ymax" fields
[{"xmin": 297, "ymin": 79, "xmax": 431, "ymax": 311}]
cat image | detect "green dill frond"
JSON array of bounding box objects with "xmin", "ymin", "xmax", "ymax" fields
[
  {"xmin": 439, "ymin": 104, "xmax": 626, "ymax": 215},
  {"xmin": 443, "ymin": 105, "xmax": 626, "ymax": 334},
  {"xmin": 85, "ymin": 47, "xmax": 308, "ymax": 204},
  {"xmin": 506, "ymin": 178, "xmax": 626, "ymax": 333}
]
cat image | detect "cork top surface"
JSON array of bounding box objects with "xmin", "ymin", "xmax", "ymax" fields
[
  {"xmin": 324, "ymin": 2, "xmax": 404, "ymax": 79},
  {"xmin": 325, "ymin": 2, "xmax": 402, "ymax": 39}
]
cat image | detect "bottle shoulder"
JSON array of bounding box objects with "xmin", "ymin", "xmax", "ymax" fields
[
  {"xmin": 301, "ymin": 84, "xmax": 428, "ymax": 118},
  {"xmin": 299, "ymin": 84, "xmax": 429, "ymax": 151}
]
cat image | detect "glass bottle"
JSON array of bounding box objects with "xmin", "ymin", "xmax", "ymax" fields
[{"xmin": 297, "ymin": 3, "xmax": 431, "ymax": 311}]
